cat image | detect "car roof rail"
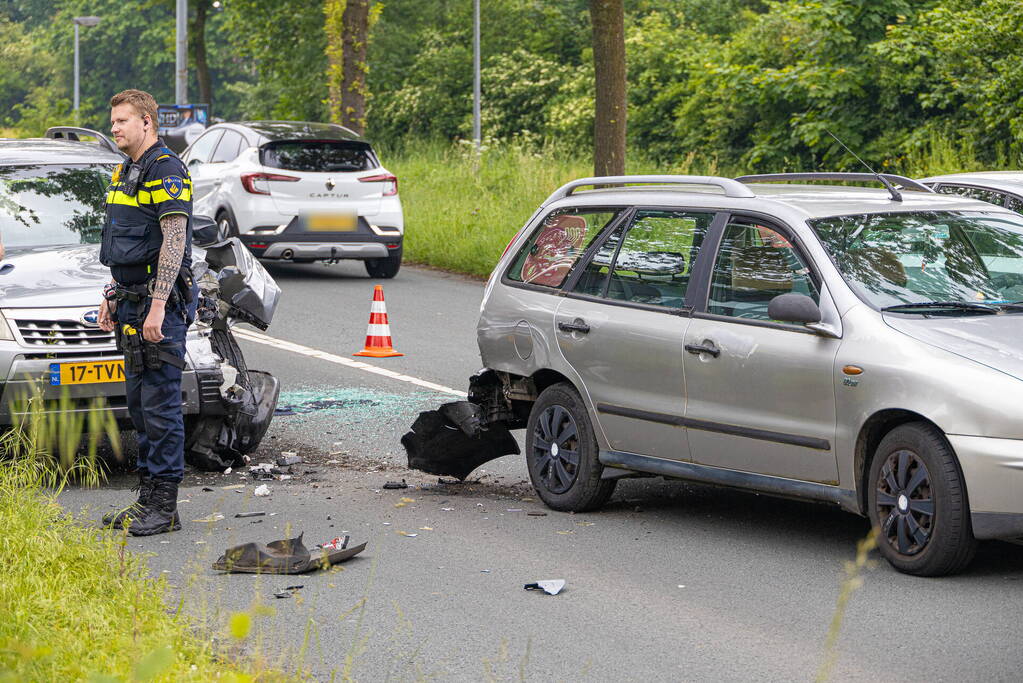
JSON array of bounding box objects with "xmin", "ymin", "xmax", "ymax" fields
[
  {"xmin": 735, "ymin": 172, "xmax": 934, "ymax": 194},
  {"xmin": 45, "ymin": 126, "xmax": 124, "ymax": 157},
  {"xmin": 543, "ymin": 175, "xmax": 757, "ymax": 205}
]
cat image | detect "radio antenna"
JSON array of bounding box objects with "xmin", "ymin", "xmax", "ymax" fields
[{"xmin": 825, "ymin": 129, "xmax": 902, "ymax": 202}]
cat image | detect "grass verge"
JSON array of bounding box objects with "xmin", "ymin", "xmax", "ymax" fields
[{"xmin": 0, "ymin": 447, "xmax": 286, "ymax": 681}]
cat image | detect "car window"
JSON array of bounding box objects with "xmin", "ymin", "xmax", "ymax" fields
[
  {"xmin": 506, "ymin": 208, "xmax": 620, "ymax": 289},
  {"xmin": 184, "ymin": 130, "xmax": 223, "ymax": 166},
  {"xmin": 0, "ymin": 163, "xmax": 114, "ymax": 246},
  {"xmin": 810, "ymin": 211, "xmax": 1023, "ymax": 309},
  {"xmin": 935, "ymin": 184, "xmax": 1007, "ymax": 207},
  {"xmin": 573, "ymin": 210, "xmax": 713, "ymax": 308},
  {"xmin": 707, "ymin": 219, "xmax": 819, "ymax": 320},
  {"xmin": 260, "ymin": 141, "xmax": 378, "ymax": 172},
  {"xmin": 210, "ymin": 131, "xmax": 244, "ymax": 163}
]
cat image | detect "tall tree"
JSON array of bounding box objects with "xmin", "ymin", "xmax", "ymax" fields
[
  {"xmin": 589, "ymin": 0, "xmax": 626, "ymax": 176},
  {"xmin": 190, "ymin": 0, "xmax": 213, "ymax": 108},
  {"xmin": 325, "ymin": 0, "xmax": 370, "ymax": 134}
]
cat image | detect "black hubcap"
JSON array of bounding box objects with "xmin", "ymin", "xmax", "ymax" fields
[
  {"xmin": 875, "ymin": 449, "xmax": 934, "ymax": 556},
  {"xmin": 531, "ymin": 404, "xmax": 580, "ymax": 494}
]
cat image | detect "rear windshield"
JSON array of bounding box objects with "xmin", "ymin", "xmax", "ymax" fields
[
  {"xmin": 260, "ymin": 140, "xmax": 378, "ymax": 172},
  {"xmin": 0, "ymin": 163, "xmax": 114, "ymax": 247}
]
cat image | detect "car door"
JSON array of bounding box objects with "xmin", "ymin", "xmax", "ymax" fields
[
  {"xmin": 682, "ymin": 216, "xmax": 840, "ymax": 483},
  {"xmin": 183, "ymin": 129, "xmax": 224, "ymax": 204},
  {"xmin": 556, "ymin": 208, "xmax": 722, "ymax": 461}
]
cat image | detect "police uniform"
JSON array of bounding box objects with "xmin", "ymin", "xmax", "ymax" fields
[{"xmin": 101, "ymin": 139, "xmax": 197, "ymax": 490}]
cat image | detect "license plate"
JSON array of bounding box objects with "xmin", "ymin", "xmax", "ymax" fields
[
  {"xmin": 49, "ymin": 360, "xmax": 125, "ymax": 386},
  {"xmin": 306, "ymin": 212, "xmax": 357, "ymax": 232}
]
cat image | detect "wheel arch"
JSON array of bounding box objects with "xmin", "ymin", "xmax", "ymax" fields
[{"xmin": 854, "ymin": 409, "xmax": 953, "ymax": 515}]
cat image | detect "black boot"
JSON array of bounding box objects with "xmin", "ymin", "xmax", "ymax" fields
[
  {"xmin": 128, "ymin": 479, "xmax": 182, "ymax": 536},
  {"xmin": 102, "ymin": 473, "xmax": 154, "ymax": 528}
]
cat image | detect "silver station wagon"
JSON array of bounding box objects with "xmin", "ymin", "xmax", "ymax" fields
[{"xmin": 410, "ymin": 173, "xmax": 1023, "ymax": 577}]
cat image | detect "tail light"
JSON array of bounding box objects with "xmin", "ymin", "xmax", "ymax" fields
[
  {"xmin": 358, "ymin": 173, "xmax": 398, "ymax": 196},
  {"xmin": 241, "ymin": 172, "xmax": 300, "ymax": 195}
]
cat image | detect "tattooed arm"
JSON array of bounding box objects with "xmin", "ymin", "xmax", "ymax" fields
[{"xmin": 141, "ymin": 214, "xmax": 187, "ymax": 342}]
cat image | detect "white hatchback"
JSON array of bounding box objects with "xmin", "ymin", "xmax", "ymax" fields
[{"xmin": 182, "ymin": 121, "xmax": 405, "ymax": 278}]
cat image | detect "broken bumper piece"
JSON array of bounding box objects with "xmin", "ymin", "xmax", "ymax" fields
[{"xmin": 401, "ymin": 401, "xmax": 520, "ymax": 480}]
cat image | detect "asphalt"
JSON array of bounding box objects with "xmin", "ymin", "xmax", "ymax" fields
[{"xmin": 58, "ymin": 262, "xmax": 1023, "ymax": 681}]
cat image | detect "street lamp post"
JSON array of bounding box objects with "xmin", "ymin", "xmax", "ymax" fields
[{"xmin": 72, "ymin": 15, "xmax": 101, "ymax": 122}]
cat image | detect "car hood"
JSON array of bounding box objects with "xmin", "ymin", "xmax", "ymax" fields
[
  {"xmin": 885, "ymin": 314, "xmax": 1023, "ymax": 381},
  {"xmin": 0, "ymin": 244, "xmax": 109, "ymax": 308}
]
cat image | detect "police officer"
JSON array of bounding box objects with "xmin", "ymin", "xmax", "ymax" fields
[{"xmin": 98, "ymin": 89, "xmax": 197, "ymax": 536}]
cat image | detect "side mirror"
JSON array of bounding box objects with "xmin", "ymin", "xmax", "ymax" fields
[
  {"xmin": 768, "ymin": 293, "xmax": 821, "ymax": 324},
  {"xmin": 193, "ymin": 215, "xmax": 225, "ymax": 246}
]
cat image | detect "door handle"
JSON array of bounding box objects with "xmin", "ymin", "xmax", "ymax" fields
[
  {"xmin": 558, "ymin": 318, "xmax": 591, "ymax": 334},
  {"xmin": 685, "ymin": 341, "xmax": 720, "ymax": 358}
]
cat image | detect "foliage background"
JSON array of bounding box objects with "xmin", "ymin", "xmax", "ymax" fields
[{"xmin": 2, "ymin": 0, "xmax": 1022, "ymax": 172}]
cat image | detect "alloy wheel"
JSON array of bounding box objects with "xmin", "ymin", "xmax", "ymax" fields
[
  {"xmin": 875, "ymin": 449, "xmax": 935, "ymax": 556},
  {"xmin": 530, "ymin": 404, "xmax": 580, "ymax": 494}
]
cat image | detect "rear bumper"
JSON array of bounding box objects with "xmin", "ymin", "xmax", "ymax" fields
[
  {"xmin": 239, "ymin": 218, "xmax": 402, "ymax": 261},
  {"xmin": 947, "ymin": 434, "xmax": 1023, "ymax": 539}
]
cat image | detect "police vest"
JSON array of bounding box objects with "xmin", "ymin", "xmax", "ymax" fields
[{"xmin": 100, "ymin": 139, "xmax": 193, "ymax": 284}]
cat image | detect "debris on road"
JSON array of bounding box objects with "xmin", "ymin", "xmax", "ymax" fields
[
  {"xmin": 193, "ymin": 513, "xmax": 225, "ymax": 523},
  {"xmin": 201, "ymin": 487, "xmax": 214, "ymax": 492},
  {"xmin": 527, "ymin": 512, "xmax": 548, "ymax": 517},
  {"xmin": 254, "ymin": 484, "xmax": 271, "ymax": 497},
  {"xmin": 394, "ymin": 497, "xmax": 415, "ymax": 508},
  {"xmin": 318, "ymin": 536, "xmax": 350, "ymax": 550},
  {"xmin": 213, "ymin": 533, "xmax": 367, "ymax": 574},
  {"xmin": 274, "ymin": 585, "xmax": 303, "ymax": 599},
  {"xmin": 396, "ymin": 531, "xmax": 418, "ymax": 537},
  {"xmin": 382, "ymin": 480, "xmax": 408, "ymax": 489},
  {"xmin": 277, "ymin": 452, "xmax": 303, "ymax": 467},
  {"xmin": 524, "ymin": 579, "xmax": 566, "ymax": 596},
  {"xmin": 224, "ymin": 467, "xmax": 232, "ymax": 475},
  {"xmin": 235, "ymin": 511, "xmax": 266, "ymax": 518},
  {"xmin": 221, "ymin": 484, "xmax": 245, "ymax": 490}
]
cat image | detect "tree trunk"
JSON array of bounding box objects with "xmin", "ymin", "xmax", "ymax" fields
[
  {"xmin": 589, "ymin": 0, "xmax": 626, "ymax": 177},
  {"xmin": 325, "ymin": 0, "xmax": 369, "ymax": 134},
  {"xmin": 191, "ymin": 0, "xmax": 212, "ymax": 108},
  {"xmin": 341, "ymin": 0, "xmax": 369, "ymax": 134},
  {"xmin": 325, "ymin": 0, "xmax": 345, "ymax": 123}
]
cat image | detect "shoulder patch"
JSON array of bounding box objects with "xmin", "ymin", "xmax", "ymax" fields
[
  {"xmin": 162, "ymin": 175, "xmax": 185, "ymax": 199},
  {"xmin": 157, "ymin": 154, "xmax": 171, "ymax": 161}
]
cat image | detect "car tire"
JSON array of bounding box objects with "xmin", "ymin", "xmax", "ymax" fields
[
  {"xmin": 525, "ymin": 382, "xmax": 616, "ymax": 512},
  {"xmin": 216, "ymin": 210, "xmax": 239, "ymax": 238},
  {"xmin": 867, "ymin": 422, "xmax": 977, "ymax": 576},
  {"xmin": 365, "ymin": 245, "xmax": 402, "ymax": 279}
]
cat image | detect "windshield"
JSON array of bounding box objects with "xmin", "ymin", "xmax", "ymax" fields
[
  {"xmin": 809, "ymin": 211, "xmax": 1023, "ymax": 312},
  {"xmin": 0, "ymin": 163, "xmax": 114, "ymax": 248},
  {"xmin": 260, "ymin": 141, "xmax": 377, "ymax": 172}
]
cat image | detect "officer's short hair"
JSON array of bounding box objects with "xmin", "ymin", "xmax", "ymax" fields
[{"xmin": 110, "ymin": 89, "xmax": 158, "ymax": 127}]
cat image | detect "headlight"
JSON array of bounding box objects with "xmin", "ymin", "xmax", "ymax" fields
[{"xmin": 0, "ymin": 310, "xmax": 15, "ymax": 341}]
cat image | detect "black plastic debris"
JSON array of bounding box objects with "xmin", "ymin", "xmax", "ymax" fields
[
  {"xmin": 274, "ymin": 585, "xmax": 303, "ymax": 599},
  {"xmin": 524, "ymin": 579, "xmax": 566, "ymax": 595},
  {"xmin": 402, "ymin": 402, "xmax": 520, "ymax": 480},
  {"xmin": 235, "ymin": 511, "xmax": 266, "ymax": 518},
  {"xmin": 201, "ymin": 487, "xmax": 214, "ymax": 492},
  {"xmin": 382, "ymin": 480, "xmax": 408, "ymax": 490},
  {"xmin": 212, "ymin": 533, "xmax": 367, "ymax": 574}
]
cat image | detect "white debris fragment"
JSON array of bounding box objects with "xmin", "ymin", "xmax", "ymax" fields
[
  {"xmin": 224, "ymin": 467, "xmax": 232, "ymax": 475},
  {"xmin": 254, "ymin": 484, "xmax": 271, "ymax": 497}
]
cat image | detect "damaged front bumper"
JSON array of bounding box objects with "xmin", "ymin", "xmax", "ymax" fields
[{"xmin": 401, "ymin": 370, "xmax": 523, "ymax": 480}]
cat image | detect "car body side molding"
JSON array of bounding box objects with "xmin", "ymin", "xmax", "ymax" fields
[
  {"xmin": 596, "ymin": 402, "xmax": 831, "ymax": 451},
  {"xmin": 600, "ymin": 449, "xmax": 859, "ymax": 513}
]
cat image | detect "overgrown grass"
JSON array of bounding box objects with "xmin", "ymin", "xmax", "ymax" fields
[
  {"xmin": 387, "ymin": 136, "xmax": 1003, "ymax": 278},
  {"xmin": 0, "ymin": 419, "xmax": 289, "ymax": 681}
]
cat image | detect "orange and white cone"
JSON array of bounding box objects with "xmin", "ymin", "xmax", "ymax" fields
[{"xmin": 353, "ymin": 285, "xmax": 404, "ymax": 357}]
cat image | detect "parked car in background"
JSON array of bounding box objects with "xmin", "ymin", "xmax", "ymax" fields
[
  {"xmin": 182, "ymin": 121, "xmax": 404, "ymax": 278},
  {"xmin": 920, "ymin": 171, "xmax": 1023, "ymax": 213},
  {"xmin": 407, "ymin": 172, "xmax": 1023, "ymax": 576},
  {"xmin": 0, "ymin": 131, "xmax": 281, "ymax": 471}
]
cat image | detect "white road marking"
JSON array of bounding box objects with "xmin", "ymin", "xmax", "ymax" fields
[{"xmin": 232, "ymin": 328, "xmax": 468, "ymax": 397}]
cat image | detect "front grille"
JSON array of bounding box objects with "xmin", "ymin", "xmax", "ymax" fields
[{"xmin": 15, "ymin": 320, "xmax": 115, "ymax": 347}]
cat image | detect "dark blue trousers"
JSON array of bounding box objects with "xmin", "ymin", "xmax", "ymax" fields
[{"xmin": 116, "ymin": 293, "xmax": 196, "ymax": 482}]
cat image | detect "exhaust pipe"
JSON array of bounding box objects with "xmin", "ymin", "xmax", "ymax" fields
[{"xmin": 280, "ymin": 248, "xmax": 294, "ymax": 260}]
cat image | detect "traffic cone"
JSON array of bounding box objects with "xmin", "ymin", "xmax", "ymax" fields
[{"xmin": 354, "ymin": 285, "xmax": 404, "ymax": 357}]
